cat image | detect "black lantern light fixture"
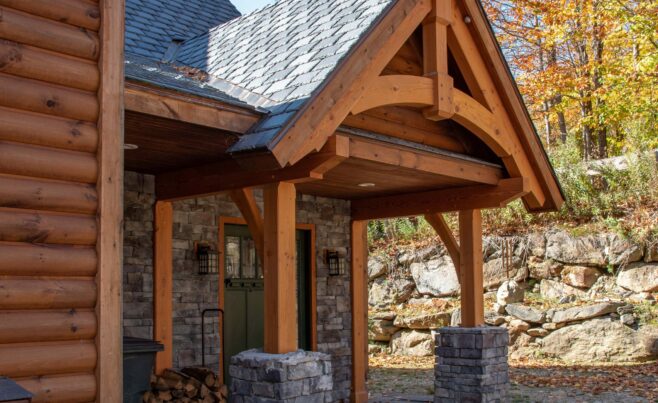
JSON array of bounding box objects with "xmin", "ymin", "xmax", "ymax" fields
[
  {"xmin": 325, "ymin": 250, "xmax": 345, "ymax": 276},
  {"xmin": 195, "ymin": 242, "xmax": 219, "ymax": 275}
]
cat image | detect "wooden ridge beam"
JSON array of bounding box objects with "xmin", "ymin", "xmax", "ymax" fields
[
  {"xmin": 424, "ymin": 213, "xmax": 460, "ymax": 278},
  {"xmin": 156, "ymin": 135, "xmax": 349, "ymax": 201},
  {"xmin": 346, "ymin": 135, "xmax": 503, "ymax": 185},
  {"xmin": 351, "ymin": 177, "xmax": 528, "ymax": 220},
  {"xmin": 125, "ymin": 84, "xmax": 260, "ymax": 134},
  {"xmin": 228, "ymin": 188, "xmax": 264, "ymax": 263}
]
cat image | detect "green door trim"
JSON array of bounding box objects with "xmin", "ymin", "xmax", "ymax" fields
[{"xmin": 218, "ymin": 217, "xmax": 317, "ymax": 384}]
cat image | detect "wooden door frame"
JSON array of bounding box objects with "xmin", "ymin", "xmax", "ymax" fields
[{"xmin": 217, "ymin": 216, "xmax": 317, "ymax": 382}]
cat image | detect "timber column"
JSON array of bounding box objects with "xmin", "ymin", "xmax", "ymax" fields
[
  {"xmin": 229, "ymin": 182, "xmax": 333, "ymax": 401},
  {"xmin": 434, "ymin": 210, "xmax": 510, "ymax": 402}
]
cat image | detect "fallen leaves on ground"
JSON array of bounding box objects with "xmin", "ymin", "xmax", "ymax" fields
[{"xmin": 369, "ymin": 355, "xmax": 658, "ymax": 400}]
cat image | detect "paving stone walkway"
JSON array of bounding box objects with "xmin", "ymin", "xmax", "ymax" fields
[{"xmin": 368, "ymin": 360, "xmax": 658, "ymax": 403}]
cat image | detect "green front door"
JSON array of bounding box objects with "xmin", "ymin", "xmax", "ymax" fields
[{"xmin": 223, "ymin": 224, "xmax": 312, "ymax": 383}]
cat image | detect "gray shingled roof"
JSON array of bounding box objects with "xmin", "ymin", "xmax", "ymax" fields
[
  {"xmin": 125, "ymin": 0, "xmax": 241, "ymax": 60},
  {"xmin": 175, "ymin": 0, "xmax": 395, "ymax": 153},
  {"xmin": 124, "ymin": 54, "xmax": 266, "ymax": 112}
]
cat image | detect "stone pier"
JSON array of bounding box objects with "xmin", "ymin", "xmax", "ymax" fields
[
  {"xmin": 229, "ymin": 349, "xmax": 333, "ymax": 402},
  {"xmin": 434, "ymin": 327, "xmax": 509, "ymax": 403}
]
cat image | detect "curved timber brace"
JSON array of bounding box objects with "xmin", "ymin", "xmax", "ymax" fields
[{"xmin": 349, "ymin": 0, "xmax": 547, "ymax": 209}]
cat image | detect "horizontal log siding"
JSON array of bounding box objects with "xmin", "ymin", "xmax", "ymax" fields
[{"xmin": 0, "ymin": 1, "xmax": 108, "ymax": 401}]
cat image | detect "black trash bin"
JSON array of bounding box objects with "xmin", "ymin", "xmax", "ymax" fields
[{"xmin": 123, "ymin": 337, "xmax": 164, "ymax": 403}]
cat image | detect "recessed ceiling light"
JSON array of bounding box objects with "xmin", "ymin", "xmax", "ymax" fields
[
  {"xmin": 358, "ymin": 182, "xmax": 376, "ymax": 188},
  {"xmin": 124, "ymin": 144, "xmax": 139, "ymax": 150}
]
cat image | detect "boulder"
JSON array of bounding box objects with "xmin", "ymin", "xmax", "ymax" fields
[
  {"xmin": 540, "ymin": 319, "xmax": 657, "ymax": 362},
  {"xmin": 526, "ymin": 233, "xmax": 547, "ymax": 258},
  {"xmin": 496, "ymin": 280, "xmax": 524, "ymax": 306},
  {"xmin": 483, "ymin": 256, "xmax": 527, "ymax": 289},
  {"xmin": 368, "ymin": 276, "xmax": 416, "ymax": 307},
  {"xmin": 607, "ymin": 234, "xmax": 643, "ymax": 266},
  {"xmin": 616, "ymin": 262, "xmax": 658, "ymax": 293},
  {"xmin": 371, "ymin": 311, "xmax": 396, "ymax": 321},
  {"xmin": 368, "ymin": 319, "xmax": 399, "ymax": 342},
  {"xmin": 561, "ymin": 266, "xmax": 601, "ymax": 288},
  {"xmin": 508, "ymin": 319, "xmax": 530, "ymax": 337},
  {"xmin": 527, "ymin": 328, "xmax": 549, "ymax": 338},
  {"xmin": 505, "ymin": 304, "xmax": 545, "ymax": 323},
  {"xmin": 397, "ymin": 246, "xmax": 440, "ymax": 267},
  {"xmin": 540, "ymin": 279, "xmax": 587, "ymax": 300},
  {"xmin": 450, "ymin": 309, "xmax": 461, "ymax": 327},
  {"xmin": 587, "ymin": 275, "xmax": 620, "ymax": 298},
  {"xmin": 542, "ymin": 322, "xmax": 565, "ymax": 331},
  {"xmin": 410, "ymin": 256, "xmax": 460, "ymax": 297},
  {"xmin": 393, "ymin": 312, "xmax": 451, "ymax": 330},
  {"xmin": 368, "ymin": 256, "xmax": 388, "ymax": 280},
  {"xmin": 390, "ymin": 330, "xmax": 433, "ymax": 356},
  {"xmin": 528, "ymin": 257, "xmax": 563, "ymax": 280},
  {"xmin": 620, "ymin": 314, "xmax": 635, "ymax": 326},
  {"xmin": 485, "ymin": 312, "xmax": 506, "ymax": 326},
  {"xmin": 645, "ymin": 243, "xmax": 658, "ymax": 263},
  {"xmin": 545, "ymin": 231, "xmax": 606, "ymax": 267},
  {"xmin": 551, "ymin": 302, "xmax": 622, "ymax": 324}
]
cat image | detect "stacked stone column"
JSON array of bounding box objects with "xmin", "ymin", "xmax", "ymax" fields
[
  {"xmin": 434, "ymin": 327, "xmax": 509, "ymax": 402},
  {"xmin": 229, "ymin": 349, "xmax": 333, "ymax": 402}
]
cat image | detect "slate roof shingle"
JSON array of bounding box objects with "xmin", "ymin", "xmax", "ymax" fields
[
  {"xmin": 175, "ymin": 0, "xmax": 396, "ymax": 153},
  {"xmin": 125, "ymin": 0, "xmax": 241, "ymax": 60}
]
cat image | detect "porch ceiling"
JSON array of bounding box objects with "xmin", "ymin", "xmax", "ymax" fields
[{"xmin": 124, "ymin": 110, "xmax": 237, "ymax": 174}]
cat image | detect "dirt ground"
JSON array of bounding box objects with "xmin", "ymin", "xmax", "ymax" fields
[{"xmin": 368, "ymin": 356, "xmax": 658, "ymax": 402}]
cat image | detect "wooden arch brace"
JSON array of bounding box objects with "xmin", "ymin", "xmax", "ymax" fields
[
  {"xmin": 424, "ymin": 213, "xmax": 460, "ymax": 279},
  {"xmin": 228, "ymin": 188, "xmax": 265, "ymax": 263}
]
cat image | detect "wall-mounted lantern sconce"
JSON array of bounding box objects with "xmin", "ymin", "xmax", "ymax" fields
[
  {"xmin": 325, "ymin": 250, "xmax": 345, "ymax": 276},
  {"xmin": 195, "ymin": 242, "xmax": 219, "ymax": 275}
]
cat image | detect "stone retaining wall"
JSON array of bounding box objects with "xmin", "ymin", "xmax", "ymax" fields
[{"xmin": 123, "ymin": 171, "xmax": 352, "ymax": 401}]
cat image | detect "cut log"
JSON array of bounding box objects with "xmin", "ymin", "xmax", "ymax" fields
[
  {"xmin": 0, "ymin": 73, "xmax": 99, "ymax": 122},
  {"xmin": 0, "ymin": 141, "xmax": 97, "ymax": 184},
  {"xmin": 0, "ymin": 39, "xmax": 99, "ymax": 91},
  {"xmin": 0, "ymin": 310, "xmax": 96, "ymax": 344},
  {"xmin": 0, "ymin": 278, "xmax": 97, "ymax": 309},
  {"xmin": 0, "ymin": 175, "xmax": 98, "ymax": 214},
  {"xmin": 0, "ymin": 341, "xmax": 97, "ymax": 377},
  {"xmin": 0, "ymin": 242, "xmax": 97, "ymax": 276},
  {"xmin": 0, "ymin": 0, "xmax": 101, "ymax": 30},
  {"xmin": 17, "ymin": 372, "xmax": 96, "ymax": 403},
  {"xmin": 0, "ymin": 6, "xmax": 100, "ymax": 60},
  {"xmin": 0, "ymin": 209, "xmax": 97, "ymax": 245},
  {"xmin": 0, "ymin": 106, "xmax": 98, "ymax": 152},
  {"xmin": 156, "ymin": 390, "xmax": 172, "ymax": 401},
  {"xmin": 181, "ymin": 367, "xmax": 216, "ymax": 387}
]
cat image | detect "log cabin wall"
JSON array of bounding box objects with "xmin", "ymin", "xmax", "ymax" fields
[
  {"xmin": 0, "ymin": 1, "xmax": 124, "ymax": 402},
  {"xmin": 123, "ymin": 172, "xmax": 354, "ymax": 402}
]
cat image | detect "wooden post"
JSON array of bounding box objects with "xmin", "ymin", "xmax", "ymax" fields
[
  {"xmin": 96, "ymin": 0, "xmax": 124, "ymax": 401},
  {"xmin": 154, "ymin": 201, "xmax": 173, "ymax": 373},
  {"xmin": 423, "ymin": 0, "xmax": 455, "ymax": 120},
  {"xmin": 458, "ymin": 209, "xmax": 484, "ymax": 327},
  {"xmin": 263, "ymin": 182, "xmax": 297, "ymax": 354},
  {"xmin": 350, "ymin": 220, "xmax": 368, "ymax": 403}
]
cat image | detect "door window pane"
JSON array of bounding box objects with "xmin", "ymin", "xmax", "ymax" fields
[
  {"xmin": 241, "ymin": 236, "xmax": 257, "ymax": 279},
  {"xmin": 225, "ymin": 236, "xmax": 240, "ymax": 279}
]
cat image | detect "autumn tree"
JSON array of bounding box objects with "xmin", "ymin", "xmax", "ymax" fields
[{"xmin": 482, "ymin": 0, "xmax": 658, "ymax": 160}]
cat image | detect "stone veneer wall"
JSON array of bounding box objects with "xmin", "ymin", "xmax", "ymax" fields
[{"xmin": 123, "ymin": 171, "xmax": 353, "ymax": 401}]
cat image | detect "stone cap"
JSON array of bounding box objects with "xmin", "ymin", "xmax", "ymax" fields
[
  {"xmin": 230, "ymin": 349, "xmax": 332, "ymax": 368},
  {"xmin": 437, "ymin": 326, "xmax": 507, "ymax": 335}
]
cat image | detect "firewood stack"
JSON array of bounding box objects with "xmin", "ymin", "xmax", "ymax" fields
[{"xmin": 143, "ymin": 367, "xmax": 228, "ymax": 403}]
